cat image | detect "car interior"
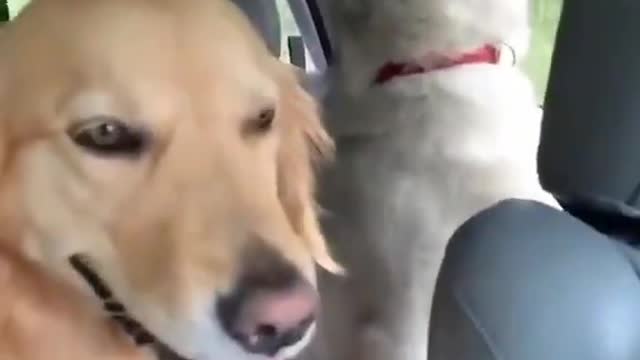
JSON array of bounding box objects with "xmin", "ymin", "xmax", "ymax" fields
[
  {"xmin": 4, "ymin": 0, "xmax": 640, "ymax": 358},
  {"xmin": 429, "ymin": 2, "xmax": 640, "ymax": 356}
]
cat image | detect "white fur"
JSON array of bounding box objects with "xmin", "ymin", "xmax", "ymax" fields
[{"xmin": 302, "ymin": 1, "xmax": 558, "ymax": 360}]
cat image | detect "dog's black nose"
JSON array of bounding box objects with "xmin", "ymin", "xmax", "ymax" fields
[{"xmin": 216, "ymin": 246, "xmax": 318, "ymax": 356}]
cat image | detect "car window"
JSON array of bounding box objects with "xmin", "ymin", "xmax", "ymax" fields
[
  {"xmin": 277, "ymin": 0, "xmax": 302, "ymax": 66},
  {"xmin": 276, "ymin": 0, "xmax": 299, "ymax": 62},
  {"xmin": 522, "ymin": 0, "xmax": 563, "ymax": 103},
  {"xmin": 276, "ymin": 0, "xmax": 320, "ymax": 73},
  {"xmin": 8, "ymin": 0, "xmax": 27, "ymax": 19}
]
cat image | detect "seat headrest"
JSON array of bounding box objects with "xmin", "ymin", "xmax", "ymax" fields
[{"xmin": 538, "ymin": 0, "xmax": 640, "ymax": 218}]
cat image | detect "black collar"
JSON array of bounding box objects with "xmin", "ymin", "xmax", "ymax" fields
[
  {"xmin": 69, "ymin": 254, "xmax": 157, "ymax": 346},
  {"xmin": 68, "ymin": 255, "xmax": 190, "ymax": 359}
]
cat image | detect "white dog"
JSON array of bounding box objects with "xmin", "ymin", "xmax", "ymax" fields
[{"xmin": 304, "ymin": 1, "xmax": 558, "ymax": 360}]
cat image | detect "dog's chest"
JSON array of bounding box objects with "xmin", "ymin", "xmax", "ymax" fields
[
  {"xmin": 320, "ymin": 106, "xmax": 542, "ymax": 272},
  {"xmin": 319, "ymin": 131, "xmax": 469, "ymax": 281},
  {"xmin": 319, "ymin": 68, "xmax": 550, "ymax": 286}
]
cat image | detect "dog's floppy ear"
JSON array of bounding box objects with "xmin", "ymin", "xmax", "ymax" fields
[{"xmin": 274, "ymin": 63, "xmax": 343, "ymax": 275}]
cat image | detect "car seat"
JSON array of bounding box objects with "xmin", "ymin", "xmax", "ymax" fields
[{"xmin": 428, "ymin": 1, "xmax": 640, "ymax": 359}]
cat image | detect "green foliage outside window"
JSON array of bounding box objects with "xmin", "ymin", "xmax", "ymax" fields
[
  {"xmin": 523, "ymin": 0, "xmax": 563, "ymax": 102},
  {"xmin": 8, "ymin": 0, "xmax": 26, "ymax": 18}
]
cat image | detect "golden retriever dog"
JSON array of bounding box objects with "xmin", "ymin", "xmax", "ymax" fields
[{"xmin": 0, "ymin": 0, "xmax": 340, "ymax": 359}]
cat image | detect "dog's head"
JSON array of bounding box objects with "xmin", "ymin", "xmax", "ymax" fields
[
  {"xmin": 328, "ymin": 0, "xmax": 531, "ymax": 91},
  {"xmin": 0, "ymin": 0, "xmax": 339, "ymax": 359}
]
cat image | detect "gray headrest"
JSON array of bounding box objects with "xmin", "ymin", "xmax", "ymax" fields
[
  {"xmin": 231, "ymin": 0, "xmax": 282, "ymax": 57},
  {"xmin": 538, "ymin": 0, "xmax": 640, "ymax": 217}
]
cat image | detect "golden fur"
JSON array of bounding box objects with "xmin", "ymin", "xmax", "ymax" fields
[
  {"xmin": 0, "ymin": 245, "xmax": 154, "ymax": 360},
  {"xmin": 0, "ymin": 0, "xmax": 338, "ymax": 358}
]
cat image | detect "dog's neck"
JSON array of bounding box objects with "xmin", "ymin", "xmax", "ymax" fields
[{"xmin": 373, "ymin": 44, "xmax": 501, "ymax": 85}]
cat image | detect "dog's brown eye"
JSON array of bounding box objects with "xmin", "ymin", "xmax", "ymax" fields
[
  {"xmin": 247, "ymin": 108, "xmax": 276, "ymax": 134},
  {"xmin": 68, "ymin": 117, "xmax": 147, "ymax": 157}
]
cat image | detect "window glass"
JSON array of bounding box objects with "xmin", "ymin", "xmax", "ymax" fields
[
  {"xmin": 8, "ymin": 0, "xmax": 28, "ymax": 19},
  {"xmin": 276, "ymin": 0, "xmax": 299, "ymax": 63},
  {"xmin": 522, "ymin": 0, "xmax": 563, "ymax": 102},
  {"xmin": 276, "ymin": 0, "xmax": 318, "ymax": 72}
]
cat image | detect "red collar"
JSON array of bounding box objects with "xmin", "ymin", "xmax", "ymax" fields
[{"xmin": 373, "ymin": 44, "xmax": 500, "ymax": 85}]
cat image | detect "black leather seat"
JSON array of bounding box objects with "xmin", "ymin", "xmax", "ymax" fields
[
  {"xmin": 430, "ymin": 199, "xmax": 640, "ymax": 360},
  {"xmin": 428, "ymin": 1, "xmax": 640, "ymax": 359}
]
